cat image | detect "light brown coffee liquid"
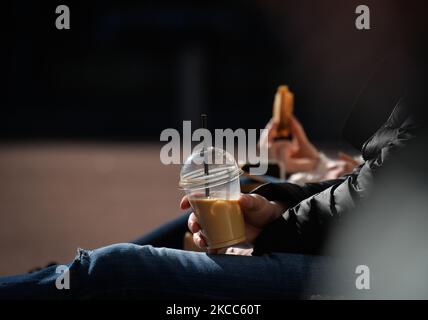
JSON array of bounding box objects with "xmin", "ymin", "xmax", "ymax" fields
[{"xmin": 189, "ymin": 198, "xmax": 246, "ymax": 249}]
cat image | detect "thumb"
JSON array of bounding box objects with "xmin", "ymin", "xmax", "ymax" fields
[{"xmin": 239, "ymin": 194, "xmax": 267, "ymax": 213}]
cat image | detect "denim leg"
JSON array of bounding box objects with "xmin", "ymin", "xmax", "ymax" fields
[
  {"xmin": 0, "ymin": 243, "xmax": 349, "ymax": 299},
  {"xmin": 0, "ymin": 249, "xmax": 86, "ymax": 299}
]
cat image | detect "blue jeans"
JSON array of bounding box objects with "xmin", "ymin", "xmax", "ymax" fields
[{"xmin": 0, "ymin": 213, "xmax": 351, "ymax": 299}]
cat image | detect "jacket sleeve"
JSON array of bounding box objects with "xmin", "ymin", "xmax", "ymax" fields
[
  {"xmin": 250, "ymin": 173, "xmax": 358, "ymax": 209},
  {"xmin": 251, "ymin": 169, "xmax": 364, "ymax": 255},
  {"xmin": 251, "ymin": 114, "xmax": 418, "ymax": 255},
  {"xmin": 250, "ymin": 166, "xmax": 364, "ymax": 256}
]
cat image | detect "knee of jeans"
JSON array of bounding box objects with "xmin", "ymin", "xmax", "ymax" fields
[{"xmin": 84, "ymin": 243, "xmax": 158, "ymax": 275}]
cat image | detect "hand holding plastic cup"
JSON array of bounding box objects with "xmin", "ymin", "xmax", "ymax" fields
[{"xmin": 179, "ymin": 147, "xmax": 246, "ymax": 249}]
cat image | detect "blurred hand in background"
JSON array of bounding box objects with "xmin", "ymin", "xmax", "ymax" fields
[{"xmin": 258, "ymin": 116, "xmax": 361, "ymax": 181}]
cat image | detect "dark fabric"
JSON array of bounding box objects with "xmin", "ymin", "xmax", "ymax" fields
[
  {"xmin": 251, "ymin": 176, "xmax": 352, "ymax": 209},
  {"xmin": 252, "ymin": 96, "xmax": 422, "ymax": 256}
]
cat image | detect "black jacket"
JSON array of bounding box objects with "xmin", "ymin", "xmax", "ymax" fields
[{"xmin": 252, "ymin": 94, "xmax": 422, "ymax": 256}]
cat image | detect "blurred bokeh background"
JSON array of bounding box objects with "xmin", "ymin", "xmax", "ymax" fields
[{"xmin": 1, "ymin": 0, "xmax": 422, "ymax": 275}]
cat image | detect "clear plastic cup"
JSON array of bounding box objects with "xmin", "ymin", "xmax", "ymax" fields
[{"xmin": 179, "ymin": 147, "xmax": 245, "ymax": 249}]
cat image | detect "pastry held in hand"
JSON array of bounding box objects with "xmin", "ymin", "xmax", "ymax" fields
[{"xmin": 272, "ymin": 85, "xmax": 294, "ymax": 139}]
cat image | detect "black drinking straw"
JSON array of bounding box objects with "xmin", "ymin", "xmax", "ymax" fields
[{"xmin": 201, "ymin": 114, "xmax": 210, "ymax": 197}]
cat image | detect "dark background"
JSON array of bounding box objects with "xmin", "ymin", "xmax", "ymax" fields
[{"xmin": 2, "ymin": 0, "xmax": 423, "ymax": 144}]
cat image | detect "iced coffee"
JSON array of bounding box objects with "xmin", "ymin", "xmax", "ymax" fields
[
  {"xmin": 189, "ymin": 198, "xmax": 245, "ymax": 249},
  {"xmin": 179, "ymin": 147, "xmax": 246, "ymax": 249}
]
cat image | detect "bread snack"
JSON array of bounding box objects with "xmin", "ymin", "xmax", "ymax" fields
[{"xmin": 272, "ymin": 85, "xmax": 294, "ymax": 138}]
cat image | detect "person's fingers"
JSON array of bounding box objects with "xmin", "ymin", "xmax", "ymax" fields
[
  {"xmin": 290, "ymin": 138, "xmax": 300, "ymax": 154},
  {"xmin": 245, "ymin": 223, "xmax": 263, "ymax": 243},
  {"xmin": 267, "ymin": 120, "xmax": 279, "ymax": 145},
  {"xmin": 289, "ymin": 115, "xmax": 319, "ymax": 159},
  {"xmin": 286, "ymin": 157, "xmax": 318, "ymax": 172},
  {"xmin": 338, "ymin": 151, "xmax": 351, "ymax": 161},
  {"xmin": 180, "ymin": 196, "xmax": 191, "ymax": 210},
  {"xmin": 239, "ymin": 194, "xmax": 277, "ymax": 229},
  {"xmin": 338, "ymin": 152, "xmax": 360, "ymax": 172},
  {"xmin": 238, "ymin": 194, "xmax": 267, "ymax": 213},
  {"xmin": 268, "ymin": 140, "xmax": 284, "ymax": 162},
  {"xmin": 324, "ymin": 162, "xmax": 348, "ymax": 180},
  {"xmin": 193, "ymin": 231, "xmax": 207, "ymax": 249},
  {"xmin": 275, "ymin": 143, "xmax": 286, "ymax": 162},
  {"xmin": 187, "ymin": 212, "xmax": 200, "ymax": 234},
  {"xmin": 264, "ymin": 117, "xmax": 274, "ymax": 129},
  {"xmin": 272, "ymin": 140, "xmax": 293, "ymax": 162},
  {"xmin": 258, "ymin": 119, "xmax": 277, "ymax": 151},
  {"xmin": 265, "ymin": 117, "xmax": 279, "ymax": 131},
  {"xmin": 289, "ymin": 115, "xmax": 309, "ymax": 144},
  {"xmin": 225, "ymin": 247, "xmax": 253, "ymax": 256},
  {"xmin": 338, "ymin": 152, "xmax": 359, "ymax": 165}
]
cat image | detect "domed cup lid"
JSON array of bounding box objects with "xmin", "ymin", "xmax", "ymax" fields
[{"xmin": 179, "ymin": 147, "xmax": 242, "ymax": 191}]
